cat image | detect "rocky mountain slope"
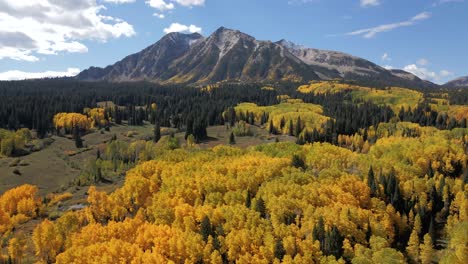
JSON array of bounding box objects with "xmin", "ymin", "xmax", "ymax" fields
[
  {"xmin": 77, "ymin": 27, "xmax": 436, "ymax": 88},
  {"xmin": 445, "ymin": 76, "xmax": 468, "ymax": 87}
]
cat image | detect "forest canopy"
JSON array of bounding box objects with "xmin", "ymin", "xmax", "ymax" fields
[{"xmin": 0, "ymin": 80, "xmax": 467, "ymax": 263}]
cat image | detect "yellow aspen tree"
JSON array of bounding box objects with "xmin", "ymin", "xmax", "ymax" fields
[
  {"xmin": 406, "ymin": 228, "xmax": 420, "ymax": 263},
  {"xmin": 342, "ymin": 238, "xmax": 354, "ymax": 260},
  {"xmin": 32, "ymin": 219, "xmax": 62, "ymax": 263},
  {"xmin": 8, "ymin": 237, "xmax": 26, "ymax": 262},
  {"xmin": 419, "ymin": 233, "xmax": 434, "ymax": 264},
  {"xmin": 414, "ymin": 214, "xmax": 422, "ymax": 235},
  {"xmin": 210, "ymin": 250, "xmax": 223, "ymax": 264}
]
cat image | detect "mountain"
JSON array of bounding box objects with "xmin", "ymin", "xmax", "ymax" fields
[
  {"xmin": 276, "ymin": 39, "xmax": 384, "ymax": 78},
  {"xmin": 77, "ymin": 32, "xmax": 204, "ymax": 82},
  {"xmin": 78, "ymin": 27, "xmax": 323, "ymax": 83},
  {"xmin": 76, "ymin": 27, "xmax": 436, "ymax": 88},
  {"xmin": 276, "ymin": 40, "xmax": 436, "ymax": 88},
  {"xmin": 388, "ymin": 69, "xmax": 435, "ymax": 87},
  {"xmin": 445, "ymin": 76, "xmax": 468, "ymax": 87}
]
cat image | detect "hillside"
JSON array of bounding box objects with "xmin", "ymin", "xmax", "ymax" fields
[
  {"xmin": 445, "ymin": 76, "xmax": 468, "ymax": 87},
  {"xmin": 76, "ymin": 27, "xmax": 436, "ymax": 89},
  {"xmin": 1, "ymin": 79, "xmax": 467, "ymax": 263},
  {"xmin": 297, "ymin": 81, "xmax": 424, "ymax": 112}
]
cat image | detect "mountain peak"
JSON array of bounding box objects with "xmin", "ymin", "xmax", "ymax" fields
[
  {"xmin": 207, "ymin": 27, "xmax": 256, "ymax": 57},
  {"xmin": 277, "ymin": 39, "xmax": 306, "ymax": 51},
  {"xmin": 76, "ymin": 26, "xmax": 437, "ymax": 88},
  {"xmin": 211, "ymin": 26, "xmax": 254, "ymax": 40},
  {"xmin": 161, "ymin": 31, "xmax": 204, "ymax": 43},
  {"xmin": 215, "ymin": 26, "xmax": 237, "ymax": 33}
]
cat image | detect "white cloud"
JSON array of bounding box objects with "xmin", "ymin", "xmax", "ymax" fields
[
  {"xmin": 417, "ymin": 58, "xmax": 429, "ymax": 66},
  {"xmin": 0, "ymin": 0, "xmax": 135, "ymax": 62},
  {"xmin": 0, "ymin": 68, "xmax": 80, "ymax": 80},
  {"xmin": 102, "ymin": 0, "xmax": 136, "ymax": 3},
  {"xmin": 433, "ymin": 0, "xmax": 464, "ymax": 6},
  {"xmin": 383, "ymin": 65, "xmax": 394, "ymax": 70},
  {"xmin": 403, "ymin": 64, "xmax": 454, "ymax": 83},
  {"xmin": 173, "ymin": 0, "xmax": 205, "ymax": 7},
  {"xmin": 0, "ymin": 47, "xmax": 39, "ymax": 62},
  {"xmin": 381, "ymin": 52, "xmax": 391, "ymax": 61},
  {"xmin": 146, "ymin": 0, "xmax": 204, "ymax": 12},
  {"xmin": 347, "ymin": 12, "xmax": 431, "ymax": 38},
  {"xmin": 153, "ymin": 13, "xmax": 166, "ymax": 19},
  {"xmin": 360, "ymin": 0, "xmax": 381, "ymax": 7},
  {"xmin": 440, "ymin": 70, "xmax": 454, "ymax": 78},
  {"xmin": 163, "ymin": 23, "xmax": 202, "ymax": 34},
  {"xmin": 412, "ymin": 12, "xmax": 431, "ymax": 20},
  {"xmin": 145, "ymin": 0, "xmax": 175, "ymax": 11},
  {"xmin": 403, "ymin": 64, "xmax": 435, "ymax": 80},
  {"xmin": 287, "ymin": 0, "xmax": 319, "ymax": 4}
]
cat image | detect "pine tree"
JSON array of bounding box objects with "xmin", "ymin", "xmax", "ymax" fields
[
  {"xmin": 245, "ymin": 190, "xmax": 252, "ymax": 208},
  {"xmin": 192, "ymin": 118, "xmax": 208, "ymax": 142},
  {"xmin": 391, "ymin": 183, "xmax": 402, "ymax": 211},
  {"xmin": 313, "ymin": 217, "xmax": 325, "ymax": 243},
  {"xmin": 291, "ymin": 154, "xmax": 306, "ymax": 169},
  {"xmin": 367, "ymin": 166, "xmax": 377, "ymax": 197},
  {"xmin": 255, "ymin": 197, "xmax": 267, "ymax": 218},
  {"xmin": 365, "ymin": 220, "xmax": 372, "ymax": 242},
  {"xmin": 73, "ymin": 125, "xmax": 83, "ymax": 148},
  {"xmin": 153, "ymin": 121, "xmax": 161, "ymax": 143},
  {"xmin": 296, "ymin": 135, "xmax": 305, "ymax": 145},
  {"xmin": 113, "ymin": 105, "xmax": 122, "ymax": 125},
  {"xmin": 323, "ymin": 226, "xmax": 344, "ymax": 259},
  {"xmin": 200, "ymin": 216, "xmax": 213, "ymax": 242},
  {"xmin": 227, "ymin": 107, "xmax": 236, "ymax": 127},
  {"xmin": 274, "ymin": 239, "xmax": 286, "ymax": 260},
  {"xmin": 269, "ymin": 119, "xmax": 276, "ymax": 135},
  {"xmin": 185, "ymin": 117, "xmax": 194, "ymax": 140},
  {"xmin": 280, "ymin": 117, "xmax": 286, "ymax": 130},
  {"xmin": 428, "ymin": 217, "xmax": 436, "ymax": 243},
  {"xmin": 247, "ymin": 112, "xmax": 255, "ymax": 124},
  {"xmin": 229, "ymin": 132, "xmax": 236, "ymax": 145},
  {"xmin": 295, "ymin": 116, "xmax": 302, "ymax": 136},
  {"xmin": 288, "ymin": 120, "xmax": 294, "ymax": 136},
  {"xmin": 95, "ymin": 167, "xmax": 102, "ymax": 183}
]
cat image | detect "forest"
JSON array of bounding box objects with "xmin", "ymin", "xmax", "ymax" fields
[{"xmin": 0, "ymin": 79, "xmax": 467, "ymax": 263}]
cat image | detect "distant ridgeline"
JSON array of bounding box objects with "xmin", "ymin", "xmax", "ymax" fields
[{"xmin": 74, "ymin": 27, "xmax": 438, "ymax": 91}]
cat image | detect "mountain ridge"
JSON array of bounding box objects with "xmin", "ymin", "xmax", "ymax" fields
[
  {"xmin": 445, "ymin": 76, "xmax": 468, "ymax": 87},
  {"xmin": 76, "ymin": 27, "xmax": 436, "ymax": 89}
]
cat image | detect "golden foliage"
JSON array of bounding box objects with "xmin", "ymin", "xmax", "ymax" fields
[
  {"xmin": 235, "ymin": 100, "xmax": 331, "ymax": 134},
  {"xmin": 47, "ymin": 192, "xmax": 73, "ymax": 206},
  {"xmin": 297, "ymin": 81, "xmax": 423, "ymax": 111},
  {"xmin": 22, "ymin": 129, "xmax": 468, "ymax": 263},
  {"xmin": 0, "ymin": 184, "xmax": 42, "ymax": 235},
  {"xmin": 84, "ymin": 107, "xmax": 109, "ymax": 128},
  {"xmin": 0, "ymin": 128, "xmax": 32, "ymax": 156},
  {"xmin": 53, "ymin": 112, "xmax": 92, "ymax": 132}
]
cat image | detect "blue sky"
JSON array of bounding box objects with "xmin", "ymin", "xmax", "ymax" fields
[{"xmin": 0, "ymin": 0, "xmax": 466, "ymax": 84}]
